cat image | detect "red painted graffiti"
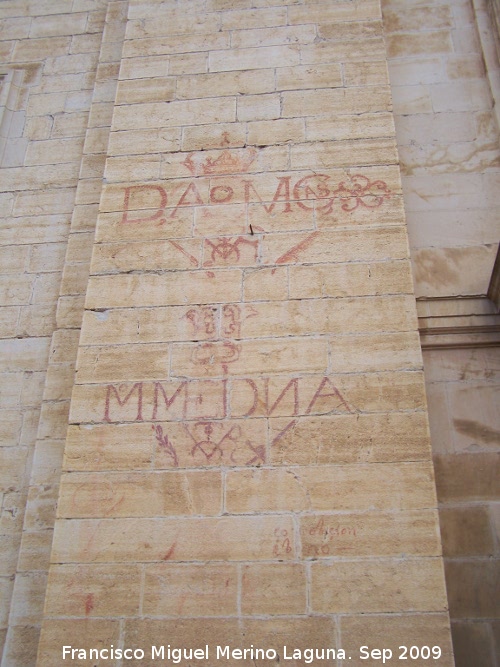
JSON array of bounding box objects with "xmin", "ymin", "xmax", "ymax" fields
[
  {"xmin": 273, "ymin": 528, "xmax": 293, "ymax": 558},
  {"xmin": 333, "ymin": 174, "xmax": 392, "ymax": 210},
  {"xmin": 221, "ymin": 304, "xmax": 241, "ymax": 338},
  {"xmin": 182, "ymin": 148, "xmax": 258, "ymax": 176},
  {"xmin": 185, "ymin": 306, "xmax": 217, "ymax": 337},
  {"xmin": 121, "ymin": 185, "xmax": 167, "ymax": 224},
  {"xmin": 191, "ymin": 341, "xmax": 241, "ymax": 373},
  {"xmin": 204, "ymin": 235, "xmax": 258, "ymax": 267},
  {"xmin": 119, "ymin": 173, "xmax": 392, "ymax": 223},
  {"xmin": 104, "ymin": 382, "xmax": 143, "ymax": 422},
  {"xmin": 184, "ymin": 421, "xmax": 241, "ymax": 462},
  {"xmin": 275, "ymin": 231, "xmax": 320, "ymax": 265},
  {"xmin": 102, "ymin": 376, "xmax": 352, "ymax": 423},
  {"xmin": 153, "ymin": 424, "xmax": 179, "ymax": 467}
]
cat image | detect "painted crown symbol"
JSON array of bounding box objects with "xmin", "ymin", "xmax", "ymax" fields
[{"xmin": 182, "ymin": 148, "xmax": 257, "ymax": 176}]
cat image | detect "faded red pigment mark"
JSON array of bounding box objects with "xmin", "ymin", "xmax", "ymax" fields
[
  {"xmin": 72, "ymin": 480, "xmax": 125, "ymax": 517},
  {"xmin": 305, "ymin": 377, "xmax": 352, "ymax": 414},
  {"xmin": 151, "ymin": 417, "xmax": 264, "ymax": 466},
  {"xmin": 244, "ymin": 176, "xmax": 293, "ymax": 214},
  {"xmin": 305, "ymin": 517, "xmax": 359, "ymax": 557},
  {"xmin": 273, "ymin": 528, "xmax": 292, "ymax": 558},
  {"xmin": 204, "ymin": 235, "xmax": 258, "ymax": 267},
  {"xmin": 275, "ymin": 231, "xmax": 320, "ymax": 265},
  {"xmin": 221, "ymin": 304, "xmax": 257, "ymax": 338},
  {"xmin": 84, "ymin": 593, "xmax": 94, "ymax": 615},
  {"xmin": 102, "ymin": 376, "xmax": 351, "ymax": 423},
  {"xmin": 168, "ymin": 240, "xmax": 199, "ymax": 267},
  {"xmin": 119, "ymin": 170, "xmax": 392, "ymax": 228},
  {"xmin": 308, "ymin": 517, "xmax": 358, "ymax": 538},
  {"xmin": 241, "ymin": 378, "xmax": 300, "ymax": 419},
  {"xmin": 185, "ymin": 306, "xmax": 217, "ymax": 337},
  {"xmin": 293, "ymin": 174, "xmax": 334, "ymax": 214},
  {"xmin": 271, "ymin": 419, "xmax": 298, "ymax": 447},
  {"xmin": 333, "ymin": 174, "xmax": 391, "ymax": 211},
  {"xmin": 153, "ymin": 424, "xmax": 179, "ymax": 467},
  {"xmin": 162, "ymin": 542, "xmax": 177, "ymax": 561},
  {"xmin": 169, "ymin": 181, "xmax": 204, "ymax": 218},
  {"xmin": 104, "ymin": 382, "xmax": 143, "ymax": 422},
  {"xmin": 121, "ymin": 185, "xmax": 167, "ymax": 224},
  {"xmin": 152, "ymin": 381, "xmax": 188, "ymax": 421},
  {"xmin": 191, "ymin": 340, "xmax": 241, "ymax": 369},
  {"xmin": 245, "ymin": 441, "xmax": 266, "ymax": 466},
  {"xmin": 181, "ymin": 148, "xmax": 257, "ymax": 176},
  {"xmin": 222, "ymin": 304, "xmax": 241, "ymax": 338},
  {"xmin": 184, "ymin": 421, "xmax": 242, "ymax": 462}
]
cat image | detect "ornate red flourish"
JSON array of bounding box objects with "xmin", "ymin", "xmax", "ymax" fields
[{"xmin": 332, "ymin": 174, "xmax": 391, "ymax": 211}]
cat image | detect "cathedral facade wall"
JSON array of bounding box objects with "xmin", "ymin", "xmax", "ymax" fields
[{"xmin": 0, "ymin": 0, "xmax": 498, "ymax": 665}]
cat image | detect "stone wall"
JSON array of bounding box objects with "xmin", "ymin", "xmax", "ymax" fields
[
  {"xmin": 0, "ymin": 0, "xmax": 498, "ymax": 665},
  {"xmin": 0, "ymin": 1, "xmax": 127, "ymax": 663},
  {"xmin": 383, "ymin": 1, "xmax": 500, "ymax": 664},
  {"xmin": 36, "ymin": 0, "xmax": 453, "ymax": 664}
]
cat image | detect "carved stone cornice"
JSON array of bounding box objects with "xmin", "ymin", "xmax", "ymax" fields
[{"xmin": 418, "ymin": 295, "xmax": 500, "ymax": 349}]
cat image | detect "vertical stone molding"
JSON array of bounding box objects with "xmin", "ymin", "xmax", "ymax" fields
[{"xmin": 0, "ymin": 2, "xmax": 127, "ymax": 665}]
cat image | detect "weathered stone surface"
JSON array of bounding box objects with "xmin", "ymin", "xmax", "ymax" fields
[{"xmin": 0, "ymin": 0, "xmax": 473, "ymax": 663}]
